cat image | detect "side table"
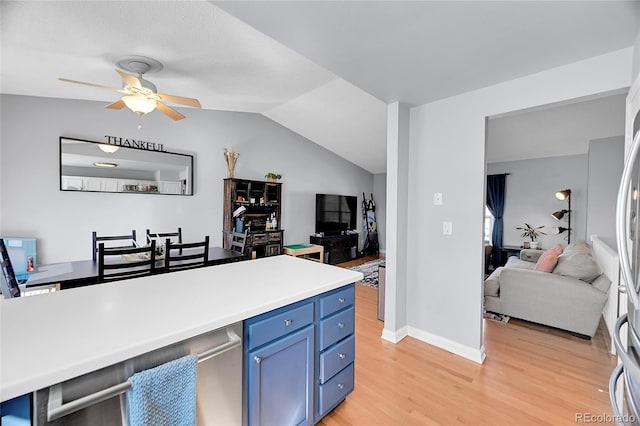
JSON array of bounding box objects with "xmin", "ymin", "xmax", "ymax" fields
[{"xmin": 283, "ymin": 244, "xmax": 324, "ymax": 263}]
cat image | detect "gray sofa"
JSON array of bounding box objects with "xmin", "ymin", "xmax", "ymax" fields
[{"xmin": 483, "ymin": 241, "xmax": 611, "ymax": 337}]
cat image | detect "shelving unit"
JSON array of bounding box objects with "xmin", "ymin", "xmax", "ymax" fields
[{"xmin": 223, "ymin": 178, "xmax": 283, "ymax": 258}]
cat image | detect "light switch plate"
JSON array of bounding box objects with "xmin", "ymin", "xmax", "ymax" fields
[
  {"xmin": 443, "ymin": 221, "xmax": 453, "ymax": 235},
  {"xmin": 434, "ymin": 193, "xmax": 443, "ymax": 205}
]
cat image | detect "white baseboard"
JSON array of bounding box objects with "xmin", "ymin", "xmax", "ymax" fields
[
  {"xmin": 407, "ymin": 326, "xmax": 486, "ymax": 364},
  {"xmin": 381, "ymin": 326, "xmax": 408, "ymax": 343}
]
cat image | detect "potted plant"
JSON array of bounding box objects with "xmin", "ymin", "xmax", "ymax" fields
[
  {"xmin": 516, "ymin": 223, "xmax": 545, "ymax": 249},
  {"xmin": 265, "ymin": 172, "xmax": 282, "ymax": 183}
]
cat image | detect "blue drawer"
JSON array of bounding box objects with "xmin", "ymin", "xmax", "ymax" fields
[
  {"xmin": 319, "ymin": 307, "xmax": 354, "ymax": 351},
  {"xmin": 319, "ymin": 285, "xmax": 354, "ymax": 318},
  {"xmin": 319, "ymin": 335, "xmax": 355, "ymax": 383},
  {"xmin": 318, "ymin": 363, "xmax": 354, "ymax": 416},
  {"xmin": 247, "ymin": 302, "xmax": 314, "ymax": 350}
]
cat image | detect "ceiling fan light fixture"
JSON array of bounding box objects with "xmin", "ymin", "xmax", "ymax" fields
[
  {"xmin": 122, "ymin": 95, "xmax": 157, "ymax": 115},
  {"xmin": 93, "ymin": 162, "xmax": 118, "ymax": 168},
  {"xmin": 98, "ymin": 144, "xmax": 119, "ymax": 154}
]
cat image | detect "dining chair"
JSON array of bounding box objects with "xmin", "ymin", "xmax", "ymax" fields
[
  {"xmin": 230, "ymin": 231, "xmax": 248, "ymax": 257},
  {"xmin": 92, "ymin": 230, "xmax": 137, "ymax": 262},
  {"xmin": 164, "ymin": 236, "xmax": 210, "ymax": 271},
  {"xmin": 98, "ymin": 241, "xmax": 157, "ymax": 283},
  {"xmin": 147, "ymin": 228, "xmax": 182, "ymax": 254},
  {"xmin": 0, "ymin": 239, "xmax": 21, "ymax": 298}
]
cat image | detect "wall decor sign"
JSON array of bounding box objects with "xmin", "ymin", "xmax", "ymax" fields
[
  {"xmin": 104, "ymin": 135, "xmax": 166, "ymax": 152},
  {"xmin": 59, "ymin": 136, "xmax": 194, "ymax": 195}
]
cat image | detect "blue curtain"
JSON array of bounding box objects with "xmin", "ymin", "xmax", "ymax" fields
[{"xmin": 486, "ymin": 174, "xmax": 506, "ymax": 268}]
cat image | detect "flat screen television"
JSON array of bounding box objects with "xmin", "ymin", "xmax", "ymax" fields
[{"xmin": 316, "ymin": 193, "xmax": 357, "ymax": 235}]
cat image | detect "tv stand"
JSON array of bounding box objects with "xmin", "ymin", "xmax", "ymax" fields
[{"xmin": 309, "ymin": 234, "xmax": 358, "ymax": 265}]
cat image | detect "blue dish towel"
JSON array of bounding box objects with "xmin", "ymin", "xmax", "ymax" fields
[{"xmin": 127, "ymin": 354, "xmax": 198, "ymax": 426}]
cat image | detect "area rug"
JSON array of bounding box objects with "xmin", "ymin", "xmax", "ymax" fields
[
  {"xmin": 484, "ymin": 311, "xmax": 510, "ymax": 323},
  {"xmin": 347, "ymin": 259, "xmax": 383, "ymax": 288}
]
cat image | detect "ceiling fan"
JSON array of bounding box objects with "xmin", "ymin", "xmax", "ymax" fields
[{"xmin": 59, "ymin": 56, "xmax": 201, "ymax": 122}]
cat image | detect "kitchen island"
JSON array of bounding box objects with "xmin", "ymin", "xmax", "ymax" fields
[{"xmin": 0, "ymin": 255, "xmax": 362, "ymax": 409}]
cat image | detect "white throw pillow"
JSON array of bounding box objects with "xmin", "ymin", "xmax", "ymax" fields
[{"xmin": 553, "ymin": 252, "xmax": 601, "ymax": 282}]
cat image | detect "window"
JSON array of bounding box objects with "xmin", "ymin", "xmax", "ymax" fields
[{"xmin": 484, "ymin": 207, "xmax": 494, "ymax": 243}]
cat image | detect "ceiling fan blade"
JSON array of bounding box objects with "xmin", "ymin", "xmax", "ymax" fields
[
  {"xmin": 157, "ymin": 93, "xmax": 201, "ymax": 108},
  {"xmin": 156, "ymin": 102, "xmax": 186, "ymax": 121},
  {"xmin": 115, "ymin": 69, "xmax": 142, "ymax": 89},
  {"xmin": 105, "ymin": 99, "xmax": 126, "ymax": 110},
  {"xmin": 59, "ymin": 78, "xmax": 124, "ymax": 93}
]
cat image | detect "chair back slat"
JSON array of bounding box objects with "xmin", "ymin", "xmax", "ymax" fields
[
  {"xmin": 164, "ymin": 236, "xmax": 209, "ymax": 271},
  {"xmin": 230, "ymin": 231, "xmax": 248, "ymax": 257},
  {"xmin": 98, "ymin": 241, "xmax": 156, "ymax": 283},
  {"xmin": 92, "ymin": 230, "xmax": 137, "ymax": 261}
]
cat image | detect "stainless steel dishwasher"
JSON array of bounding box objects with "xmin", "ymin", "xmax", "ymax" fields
[{"xmin": 32, "ymin": 323, "xmax": 243, "ymax": 425}]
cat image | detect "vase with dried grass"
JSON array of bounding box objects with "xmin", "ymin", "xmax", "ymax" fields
[{"xmin": 224, "ymin": 148, "xmax": 239, "ymax": 178}]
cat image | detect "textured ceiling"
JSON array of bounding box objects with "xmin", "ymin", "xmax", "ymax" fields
[
  {"xmin": 2, "ymin": 1, "xmax": 640, "ymax": 174},
  {"xmin": 487, "ymin": 92, "xmax": 627, "ymax": 163},
  {"xmin": 216, "ymin": 1, "xmax": 640, "ymax": 105}
]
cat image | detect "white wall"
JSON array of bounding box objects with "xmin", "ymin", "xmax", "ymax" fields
[
  {"xmin": 0, "ymin": 94, "xmax": 373, "ymax": 263},
  {"xmin": 487, "ymin": 155, "xmax": 589, "ymax": 249},
  {"xmin": 372, "ymin": 173, "xmax": 386, "ymax": 252},
  {"xmin": 404, "ymin": 48, "xmax": 632, "ymax": 361},
  {"xmin": 586, "ymin": 136, "xmax": 624, "ymax": 248}
]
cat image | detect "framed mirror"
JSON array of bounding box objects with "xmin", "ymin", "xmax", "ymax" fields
[{"xmin": 59, "ymin": 137, "xmax": 194, "ymax": 195}]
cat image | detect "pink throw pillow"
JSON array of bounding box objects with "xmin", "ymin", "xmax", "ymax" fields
[{"xmin": 534, "ymin": 244, "xmax": 563, "ymax": 273}]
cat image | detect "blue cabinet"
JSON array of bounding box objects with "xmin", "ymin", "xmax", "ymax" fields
[
  {"xmin": 248, "ymin": 325, "xmax": 315, "ymax": 426},
  {"xmin": 244, "ymin": 283, "xmax": 356, "ymax": 425},
  {"xmin": 1, "ymin": 394, "xmax": 31, "ymax": 426}
]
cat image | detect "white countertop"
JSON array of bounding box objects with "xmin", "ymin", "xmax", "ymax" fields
[{"xmin": 0, "ymin": 255, "xmax": 362, "ymax": 401}]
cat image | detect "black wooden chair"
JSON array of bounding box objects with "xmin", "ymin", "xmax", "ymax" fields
[
  {"xmin": 147, "ymin": 228, "xmax": 182, "ymax": 254},
  {"xmin": 0, "ymin": 239, "xmax": 21, "ymax": 298},
  {"xmin": 230, "ymin": 231, "xmax": 248, "ymax": 258},
  {"xmin": 92, "ymin": 230, "xmax": 137, "ymax": 262},
  {"xmin": 98, "ymin": 241, "xmax": 157, "ymax": 283},
  {"xmin": 164, "ymin": 236, "xmax": 210, "ymax": 271}
]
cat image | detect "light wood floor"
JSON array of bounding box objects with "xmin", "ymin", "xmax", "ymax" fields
[{"xmin": 320, "ymin": 256, "xmax": 617, "ymax": 425}]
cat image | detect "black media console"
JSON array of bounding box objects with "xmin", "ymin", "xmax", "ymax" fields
[{"xmin": 309, "ymin": 234, "xmax": 359, "ymax": 265}]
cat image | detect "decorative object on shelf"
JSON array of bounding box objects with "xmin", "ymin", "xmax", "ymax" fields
[
  {"xmin": 552, "ymin": 188, "xmax": 572, "ymax": 243},
  {"xmin": 224, "ymin": 148, "xmax": 239, "ymax": 178},
  {"xmin": 265, "ymin": 172, "xmax": 281, "ymax": 182},
  {"xmin": 516, "ymin": 223, "xmax": 545, "ymax": 249}
]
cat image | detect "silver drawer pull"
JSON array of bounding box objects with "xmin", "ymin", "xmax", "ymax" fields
[
  {"xmin": 338, "ymin": 353, "xmax": 346, "ymax": 360},
  {"xmin": 338, "ymin": 297, "xmax": 346, "ymax": 303},
  {"xmin": 284, "ymin": 319, "xmax": 293, "ymax": 326},
  {"xmin": 338, "ymin": 322, "xmax": 345, "ymax": 329},
  {"xmin": 337, "ymin": 383, "xmax": 344, "ymax": 390},
  {"xmin": 254, "ymin": 356, "xmax": 262, "ymax": 364}
]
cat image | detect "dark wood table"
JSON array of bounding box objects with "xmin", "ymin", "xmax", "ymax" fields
[{"xmin": 24, "ymin": 247, "xmax": 244, "ymax": 290}]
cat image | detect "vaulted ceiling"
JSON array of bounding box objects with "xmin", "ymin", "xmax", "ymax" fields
[{"xmin": 2, "ymin": 1, "xmax": 639, "ymax": 174}]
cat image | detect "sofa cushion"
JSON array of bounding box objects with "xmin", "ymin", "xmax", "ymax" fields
[
  {"xmin": 484, "ymin": 277, "xmax": 500, "ymax": 297},
  {"xmin": 591, "ymin": 273, "xmax": 611, "ymax": 293},
  {"xmin": 534, "ymin": 244, "xmax": 563, "ymax": 273},
  {"xmin": 563, "ymin": 240, "xmax": 592, "ymax": 255},
  {"xmin": 553, "ymin": 250, "xmax": 602, "ymax": 282}
]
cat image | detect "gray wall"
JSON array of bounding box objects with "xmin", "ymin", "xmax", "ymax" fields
[
  {"xmin": 373, "ymin": 173, "xmax": 386, "ymax": 252},
  {"xmin": 487, "ymin": 155, "xmax": 589, "ymax": 249},
  {"xmin": 0, "ymin": 94, "xmax": 373, "ymax": 263},
  {"xmin": 586, "ymin": 136, "xmax": 624, "ymax": 248},
  {"xmin": 404, "ymin": 49, "xmax": 630, "ymax": 360}
]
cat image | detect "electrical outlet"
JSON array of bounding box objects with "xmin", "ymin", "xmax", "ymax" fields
[
  {"xmin": 443, "ymin": 221, "xmax": 453, "ymax": 235},
  {"xmin": 434, "ymin": 193, "xmax": 443, "ymax": 205}
]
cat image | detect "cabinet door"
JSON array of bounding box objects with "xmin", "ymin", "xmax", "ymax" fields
[
  {"xmin": 248, "ymin": 325, "xmax": 314, "ymax": 426},
  {"xmin": 62, "ymin": 176, "xmax": 84, "ymax": 190},
  {"xmin": 161, "ymin": 181, "xmax": 182, "ymax": 194}
]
